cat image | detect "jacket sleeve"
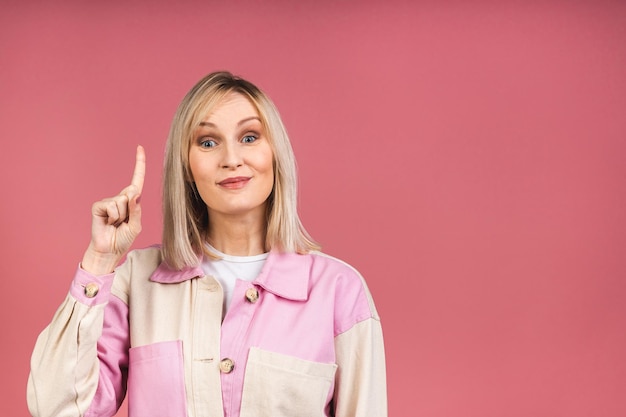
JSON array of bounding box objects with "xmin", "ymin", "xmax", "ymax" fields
[
  {"xmin": 333, "ymin": 316, "xmax": 388, "ymax": 417},
  {"xmin": 331, "ymin": 265, "xmax": 388, "ymax": 417},
  {"xmin": 27, "ymin": 266, "xmax": 130, "ymax": 417}
]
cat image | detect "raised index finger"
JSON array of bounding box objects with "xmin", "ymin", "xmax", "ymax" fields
[{"xmin": 130, "ymin": 145, "xmax": 146, "ymax": 194}]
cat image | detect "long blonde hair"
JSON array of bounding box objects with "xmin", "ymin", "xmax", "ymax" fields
[{"xmin": 162, "ymin": 71, "xmax": 320, "ymax": 269}]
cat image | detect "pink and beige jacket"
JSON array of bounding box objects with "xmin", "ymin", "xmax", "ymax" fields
[{"xmin": 28, "ymin": 247, "xmax": 387, "ymax": 416}]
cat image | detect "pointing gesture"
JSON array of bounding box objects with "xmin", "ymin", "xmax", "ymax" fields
[
  {"xmin": 129, "ymin": 144, "xmax": 146, "ymax": 196},
  {"xmin": 81, "ymin": 146, "xmax": 146, "ymax": 275}
]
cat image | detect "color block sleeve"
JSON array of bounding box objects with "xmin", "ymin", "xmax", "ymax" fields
[
  {"xmin": 333, "ymin": 316, "xmax": 388, "ymax": 417},
  {"xmin": 27, "ymin": 266, "xmax": 130, "ymax": 417},
  {"xmin": 330, "ymin": 263, "xmax": 388, "ymax": 417}
]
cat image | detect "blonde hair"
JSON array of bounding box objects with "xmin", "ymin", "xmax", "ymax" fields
[{"xmin": 162, "ymin": 71, "xmax": 320, "ymax": 270}]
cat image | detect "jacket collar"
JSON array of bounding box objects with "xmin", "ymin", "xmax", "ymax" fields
[
  {"xmin": 149, "ymin": 260, "xmax": 204, "ymax": 284},
  {"xmin": 254, "ymin": 250, "xmax": 310, "ymax": 301},
  {"xmin": 149, "ymin": 250, "xmax": 310, "ymax": 301}
]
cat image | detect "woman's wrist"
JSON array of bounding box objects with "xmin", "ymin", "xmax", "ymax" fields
[{"xmin": 81, "ymin": 246, "xmax": 121, "ymax": 276}]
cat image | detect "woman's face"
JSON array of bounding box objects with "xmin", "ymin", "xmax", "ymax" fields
[{"xmin": 189, "ymin": 92, "xmax": 274, "ymax": 222}]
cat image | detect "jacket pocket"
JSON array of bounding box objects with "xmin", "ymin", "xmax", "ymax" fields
[
  {"xmin": 128, "ymin": 340, "xmax": 188, "ymax": 417},
  {"xmin": 240, "ymin": 347, "xmax": 338, "ymax": 417}
]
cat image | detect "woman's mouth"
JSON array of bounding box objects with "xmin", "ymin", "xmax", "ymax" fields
[{"xmin": 218, "ymin": 176, "xmax": 251, "ymax": 189}]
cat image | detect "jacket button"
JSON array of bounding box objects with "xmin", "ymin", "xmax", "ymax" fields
[
  {"xmin": 84, "ymin": 283, "xmax": 99, "ymax": 298},
  {"xmin": 219, "ymin": 358, "xmax": 235, "ymax": 374},
  {"xmin": 245, "ymin": 287, "xmax": 259, "ymax": 303}
]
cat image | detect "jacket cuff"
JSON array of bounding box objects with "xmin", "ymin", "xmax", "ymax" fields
[{"xmin": 69, "ymin": 264, "xmax": 115, "ymax": 306}]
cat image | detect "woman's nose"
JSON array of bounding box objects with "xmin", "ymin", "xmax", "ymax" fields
[{"xmin": 220, "ymin": 143, "xmax": 243, "ymax": 169}]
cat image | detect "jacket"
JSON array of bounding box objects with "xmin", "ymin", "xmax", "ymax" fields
[{"xmin": 27, "ymin": 247, "xmax": 387, "ymax": 417}]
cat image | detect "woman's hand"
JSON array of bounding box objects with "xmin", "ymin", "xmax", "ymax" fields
[{"xmin": 81, "ymin": 146, "xmax": 146, "ymax": 275}]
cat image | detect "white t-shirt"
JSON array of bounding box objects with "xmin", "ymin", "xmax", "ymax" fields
[{"xmin": 200, "ymin": 245, "xmax": 269, "ymax": 313}]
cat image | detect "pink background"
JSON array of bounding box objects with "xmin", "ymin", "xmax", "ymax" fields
[{"xmin": 1, "ymin": 1, "xmax": 625, "ymax": 416}]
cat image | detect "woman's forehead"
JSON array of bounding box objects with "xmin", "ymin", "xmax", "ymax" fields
[{"xmin": 199, "ymin": 92, "xmax": 259, "ymax": 124}]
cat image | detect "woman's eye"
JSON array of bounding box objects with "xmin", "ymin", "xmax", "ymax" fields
[
  {"xmin": 241, "ymin": 135, "xmax": 257, "ymax": 143},
  {"xmin": 199, "ymin": 139, "xmax": 217, "ymax": 148}
]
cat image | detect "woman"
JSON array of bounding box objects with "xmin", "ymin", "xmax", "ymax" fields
[{"xmin": 28, "ymin": 72, "xmax": 387, "ymax": 417}]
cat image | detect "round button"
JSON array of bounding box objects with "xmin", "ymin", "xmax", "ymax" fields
[
  {"xmin": 84, "ymin": 283, "xmax": 99, "ymax": 298},
  {"xmin": 219, "ymin": 358, "xmax": 235, "ymax": 374},
  {"xmin": 245, "ymin": 287, "xmax": 259, "ymax": 303}
]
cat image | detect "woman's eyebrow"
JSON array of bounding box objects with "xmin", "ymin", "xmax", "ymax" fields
[{"xmin": 198, "ymin": 117, "xmax": 261, "ymax": 128}]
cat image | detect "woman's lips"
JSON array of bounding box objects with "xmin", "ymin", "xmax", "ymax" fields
[{"xmin": 218, "ymin": 176, "xmax": 251, "ymax": 189}]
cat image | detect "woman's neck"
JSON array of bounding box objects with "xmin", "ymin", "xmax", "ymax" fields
[{"xmin": 206, "ymin": 210, "xmax": 267, "ymax": 256}]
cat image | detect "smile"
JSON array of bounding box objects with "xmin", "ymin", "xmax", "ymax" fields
[{"xmin": 218, "ymin": 176, "xmax": 251, "ymax": 189}]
